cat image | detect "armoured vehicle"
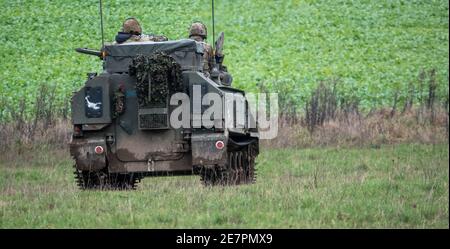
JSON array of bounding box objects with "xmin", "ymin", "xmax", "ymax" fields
[{"xmin": 70, "ymin": 39, "xmax": 259, "ymax": 189}]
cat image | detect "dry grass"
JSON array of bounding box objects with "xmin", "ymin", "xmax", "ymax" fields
[
  {"xmin": 0, "ymin": 119, "xmax": 71, "ymax": 159},
  {"xmin": 264, "ymin": 107, "xmax": 449, "ymax": 149},
  {"xmin": 0, "ymin": 107, "xmax": 448, "ymax": 155}
]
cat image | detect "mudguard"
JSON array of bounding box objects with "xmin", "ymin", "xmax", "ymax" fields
[
  {"xmin": 70, "ymin": 138, "xmax": 107, "ymax": 171},
  {"xmin": 191, "ymin": 133, "xmax": 228, "ymax": 166}
]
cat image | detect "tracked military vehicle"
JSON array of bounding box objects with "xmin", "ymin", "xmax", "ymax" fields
[{"xmin": 70, "ymin": 39, "xmax": 259, "ymax": 189}]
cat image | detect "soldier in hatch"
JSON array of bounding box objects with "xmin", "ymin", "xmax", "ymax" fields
[
  {"xmin": 188, "ymin": 22, "xmax": 213, "ymax": 77},
  {"xmin": 115, "ymin": 17, "xmax": 168, "ymax": 44},
  {"xmin": 188, "ymin": 22, "xmax": 232, "ymax": 85}
]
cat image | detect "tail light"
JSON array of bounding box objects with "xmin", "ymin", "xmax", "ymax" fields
[
  {"xmin": 73, "ymin": 125, "xmax": 83, "ymax": 137},
  {"xmin": 215, "ymin": 140, "xmax": 225, "ymax": 150},
  {"xmin": 94, "ymin": 146, "xmax": 104, "ymax": 155}
]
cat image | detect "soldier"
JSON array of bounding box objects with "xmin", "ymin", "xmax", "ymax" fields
[
  {"xmin": 188, "ymin": 22, "xmax": 232, "ymax": 85},
  {"xmin": 188, "ymin": 22, "xmax": 214, "ymax": 77},
  {"xmin": 115, "ymin": 17, "xmax": 168, "ymax": 44},
  {"xmin": 115, "ymin": 18, "xmax": 143, "ymax": 43}
]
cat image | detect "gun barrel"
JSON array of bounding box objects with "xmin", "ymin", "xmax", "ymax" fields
[{"xmin": 75, "ymin": 48, "xmax": 102, "ymax": 57}]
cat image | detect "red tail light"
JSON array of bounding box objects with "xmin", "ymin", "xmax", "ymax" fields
[
  {"xmin": 94, "ymin": 146, "xmax": 104, "ymax": 154},
  {"xmin": 73, "ymin": 125, "xmax": 83, "ymax": 137},
  {"xmin": 215, "ymin": 140, "xmax": 225, "ymax": 150}
]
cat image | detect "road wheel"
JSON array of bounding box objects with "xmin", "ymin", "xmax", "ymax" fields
[
  {"xmin": 199, "ymin": 144, "xmax": 257, "ymax": 186},
  {"xmin": 74, "ymin": 167, "xmax": 140, "ymax": 190}
]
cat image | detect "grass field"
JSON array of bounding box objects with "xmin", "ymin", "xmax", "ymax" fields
[
  {"xmin": 0, "ymin": 0, "xmax": 448, "ymax": 119},
  {"xmin": 0, "ymin": 143, "xmax": 447, "ymax": 228}
]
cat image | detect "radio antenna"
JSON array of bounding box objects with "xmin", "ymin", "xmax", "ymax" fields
[
  {"xmin": 99, "ymin": 0, "xmax": 105, "ymax": 51},
  {"xmin": 211, "ymin": 0, "xmax": 215, "ymax": 48}
]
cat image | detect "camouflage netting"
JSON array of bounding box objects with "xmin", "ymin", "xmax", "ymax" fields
[{"xmin": 129, "ymin": 52, "xmax": 183, "ymax": 108}]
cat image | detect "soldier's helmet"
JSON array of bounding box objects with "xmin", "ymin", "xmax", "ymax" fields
[
  {"xmin": 122, "ymin": 18, "xmax": 142, "ymax": 35},
  {"xmin": 189, "ymin": 22, "xmax": 207, "ymax": 39}
]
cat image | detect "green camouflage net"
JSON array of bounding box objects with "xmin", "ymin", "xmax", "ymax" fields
[{"xmin": 129, "ymin": 52, "xmax": 183, "ymax": 108}]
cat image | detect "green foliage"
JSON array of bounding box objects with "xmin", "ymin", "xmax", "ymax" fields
[
  {"xmin": 0, "ymin": 144, "xmax": 448, "ymax": 228},
  {"xmin": 0, "ymin": 0, "xmax": 448, "ymax": 119}
]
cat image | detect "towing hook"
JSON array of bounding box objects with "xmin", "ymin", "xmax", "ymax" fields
[{"xmin": 147, "ymin": 158, "xmax": 155, "ymax": 172}]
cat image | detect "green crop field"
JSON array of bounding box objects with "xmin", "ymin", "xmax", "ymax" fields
[
  {"xmin": 0, "ymin": 0, "xmax": 449, "ymax": 120},
  {"xmin": 0, "ymin": 144, "xmax": 448, "ymax": 228}
]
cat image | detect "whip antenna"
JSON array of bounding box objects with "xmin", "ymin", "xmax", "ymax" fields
[
  {"xmin": 212, "ymin": 0, "xmax": 215, "ymax": 48},
  {"xmin": 99, "ymin": 0, "xmax": 105, "ymax": 54}
]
